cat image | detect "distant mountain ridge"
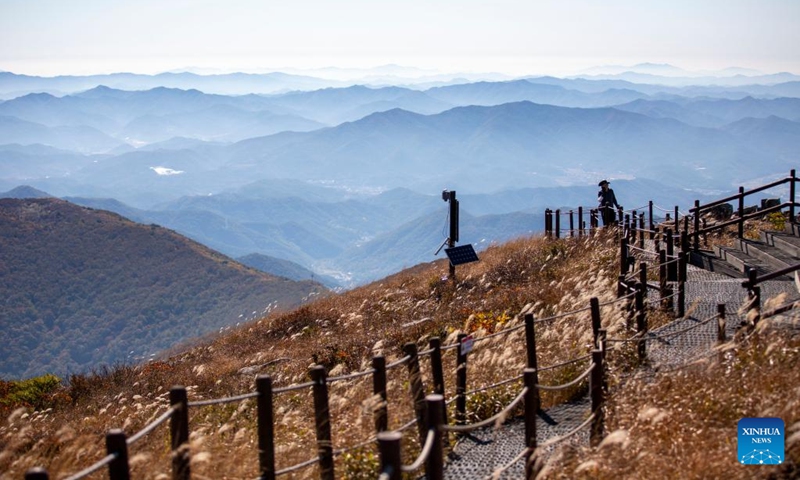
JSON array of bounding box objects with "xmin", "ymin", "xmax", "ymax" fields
[{"xmin": 0, "ymin": 198, "xmax": 325, "ymax": 379}]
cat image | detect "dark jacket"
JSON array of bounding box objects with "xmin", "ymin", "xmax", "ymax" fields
[{"xmin": 597, "ymin": 188, "xmax": 619, "ymax": 210}]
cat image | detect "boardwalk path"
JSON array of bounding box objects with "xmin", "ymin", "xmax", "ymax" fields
[{"xmin": 442, "ymin": 247, "xmax": 799, "ymax": 479}]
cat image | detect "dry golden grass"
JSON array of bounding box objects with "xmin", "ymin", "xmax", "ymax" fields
[{"xmin": 1, "ymin": 228, "xmax": 796, "ymax": 479}]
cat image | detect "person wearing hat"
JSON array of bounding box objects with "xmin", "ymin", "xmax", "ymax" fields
[{"xmin": 597, "ymin": 180, "xmax": 620, "ymax": 226}]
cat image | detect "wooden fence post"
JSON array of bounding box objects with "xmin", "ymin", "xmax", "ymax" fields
[
  {"xmin": 106, "ymin": 429, "xmax": 130, "ymax": 480},
  {"xmin": 24, "ymin": 468, "xmax": 49, "ymax": 480},
  {"xmin": 791, "ymin": 169, "xmax": 796, "ymax": 224},
  {"xmin": 372, "ymin": 356, "xmax": 388, "ymax": 433},
  {"xmin": 649, "ymin": 201, "xmax": 655, "ymax": 239},
  {"xmin": 428, "ymin": 338, "xmax": 449, "ymax": 433},
  {"xmin": 377, "ymin": 431, "xmax": 402, "ymax": 480},
  {"xmin": 639, "ymin": 262, "xmax": 647, "ymax": 301},
  {"xmin": 674, "ymin": 206, "xmax": 680, "ymax": 234},
  {"xmin": 747, "ymin": 268, "xmax": 762, "ymax": 325},
  {"xmin": 590, "ymin": 298, "xmax": 601, "ymax": 348},
  {"xmin": 425, "ymin": 395, "xmax": 445, "ymax": 480},
  {"xmin": 677, "ymin": 251, "xmax": 687, "ymax": 318},
  {"xmin": 256, "ymin": 375, "xmax": 275, "ymax": 480},
  {"xmin": 170, "ymin": 386, "xmax": 190, "ymax": 480},
  {"xmin": 738, "ymin": 186, "xmax": 745, "ymax": 239},
  {"xmin": 635, "ymin": 283, "xmax": 647, "ymax": 363},
  {"xmin": 693, "ymin": 200, "xmax": 700, "ymax": 251},
  {"xmin": 638, "ymin": 213, "xmax": 645, "ymax": 250},
  {"xmin": 310, "ymin": 366, "xmax": 334, "ymax": 480},
  {"xmin": 590, "ymin": 349, "xmax": 605, "ymax": 447},
  {"xmin": 544, "ymin": 209, "xmax": 552, "ymax": 237},
  {"xmin": 455, "ymin": 334, "xmax": 468, "ymax": 426},
  {"xmin": 524, "ymin": 313, "xmax": 541, "ymax": 409},
  {"xmin": 523, "ymin": 368, "xmax": 540, "ymax": 480},
  {"xmin": 578, "ymin": 206, "xmax": 584, "ymax": 237},
  {"xmin": 555, "ymin": 209, "xmax": 561, "ymax": 239},
  {"xmin": 665, "ymin": 228, "xmax": 676, "ymax": 281},
  {"xmin": 659, "ymin": 250, "xmax": 672, "ymax": 313},
  {"xmin": 620, "ymin": 238, "xmax": 628, "ymax": 276},
  {"xmin": 403, "ymin": 343, "xmax": 428, "ymax": 445},
  {"xmin": 569, "ymin": 210, "xmax": 575, "ymax": 237}
]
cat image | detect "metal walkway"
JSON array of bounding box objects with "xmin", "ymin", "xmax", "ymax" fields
[{"xmin": 442, "ymin": 244, "xmax": 799, "ymax": 479}]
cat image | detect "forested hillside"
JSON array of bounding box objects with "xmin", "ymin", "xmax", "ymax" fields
[{"xmin": 0, "ymin": 198, "xmax": 326, "ymax": 379}]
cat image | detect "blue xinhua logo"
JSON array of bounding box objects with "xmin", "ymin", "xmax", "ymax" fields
[{"xmin": 738, "ymin": 417, "xmax": 784, "ymax": 465}]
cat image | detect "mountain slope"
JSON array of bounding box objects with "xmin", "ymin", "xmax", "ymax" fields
[{"xmin": 0, "ymin": 198, "xmax": 326, "ymax": 379}]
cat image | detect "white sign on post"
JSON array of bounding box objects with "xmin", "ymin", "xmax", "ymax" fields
[{"xmin": 461, "ymin": 335, "xmax": 474, "ymax": 355}]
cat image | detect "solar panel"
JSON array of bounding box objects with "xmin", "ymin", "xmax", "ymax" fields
[{"xmin": 445, "ymin": 244, "xmax": 479, "ymax": 266}]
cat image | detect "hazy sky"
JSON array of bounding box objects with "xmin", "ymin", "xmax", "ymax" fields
[{"xmin": 1, "ymin": 0, "xmax": 798, "ymax": 76}]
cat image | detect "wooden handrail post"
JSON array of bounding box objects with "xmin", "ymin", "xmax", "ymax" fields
[
  {"xmin": 590, "ymin": 349, "xmax": 605, "ymax": 447},
  {"xmin": 649, "ymin": 201, "xmax": 655, "ymax": 239},
  {"xmin": 523, "ymin": 368, "xmax": 540, "ymax": 480},
  {"xmin": 106, "ymin": 429, "xmax": 131, "ymax": 480},
  {"xmin": 665, "ymin": 228, "xmax": 676, "ymax": 281},
  {"xmin": 578, "ymin": 206, "xmax": 584, "ymax": 237},
  {"xmin": 638, "ymin": 213, "xmax": 645, "ymax": 249},
  {"xmin": 693, "ymin": 200, "xmax": 700, "ymax": 251},
  {"xmin": 402, "ymin": 343, "xmax": 428, "ymax": 446},
  {"xmin": 639, "ymin": 262, "xmax": 647, "ymax": 302},
  {"xmin": 635, "ymin": 283, "xmax": 647, "ymax": 364},
  {"xmin": 24, "ymin": 468, "xmax": 49, "ymax": 480},
  {"xmin": 620, "ymin": 237, "xmax": 628, "ymax": 275},
  {"xmin": 677, "ymin": 251, "xmax": 687, "ymax": 318},
  {"xmin": 310, "ymin": 366, "xmax": 334, "ymax": 480},
  {"xmin": 555, "ymin": 209, "xmax": 561, "ymax": 239},
  {"xmin": 791, "ymin": 169, "xmax": 797, "ymax": 225},
  {"xmin": 717, "ymin": 304, "xmax": 727, "ymax": 343},
  {"xmin": 738, "ymin": 186, "xmax": 745, "ymax": 239},
  {"xmin": 377, "ymin": 431, "xmax": 402, "ymax": 480},
  {"xmin": 372, "ymin": 356, "xmax": 388, "ymax": 433},
  {"xmin": 455, "ymin": 333, "xmax": 468, "ymax": 427},
  {"xmin": 428, "ymin": 337, "xmax": 449, "ymax": 436},
  {"xmin": 590, "ymin": 297, "xmax": 601, "ymax": 348},
  {"xmin": 524, "ymin": 313, "xmax": 541, "ymax": 409},
  {"xmin": 425, "ymin": 395, "xmax": 445, "ymax": 480},
  {"xmin": 659, "ymin": 250, "xmax": 671, "ymax": 313},
  {"xmin": 569, "ymin": 210, "xmax": 575, "ymax": 237},
  {"xmin": 170, "ymin": 386, "xmax": 190, "ymax": 480},
  {"xmin": 674, "ymin": 206, "xmax": 679, "ymax": 234},
  {"xmin": 256, "ymin": 376, "xmax": 276, "ymax": 480},
  {"xmin": 544, "ymin": 209, "xmax": 552, "ymax": 237}
]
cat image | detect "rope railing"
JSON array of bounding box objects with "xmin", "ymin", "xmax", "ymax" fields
[
  {"xmin": 464, "ymin": 374, "xmax": 523, "ymax": 396},
  {"xmin": 471, "ymin": 321, "xmax": 526, "ymax": 343},
  {"xmin": 275, "ymin": 456, "xmax": 320, "ymax": 476},
  {"xmin": 442, "ymin": 387, "xmax": 528, "ymax": 433},
  {"xmin": 188, "ymin": 391, "xmax": 259, "ymax": 407},
  {"xmin": 332, "ymin": 435, "xmax": 377, "ymax": 457},
  {"xmin": 126, "ymin": 406, "xmax": 177, "ymax": 445},
  {"xmin": 645, "ymin": 312, "xmax": 721, "ymax": 341},
  {"xmin": 328, "ymin": 368, "xmax": 376, "ymax": 384},
  {"xmin": 273, "ymin": 380, "xmax": 314, "ymax": 394},
  {"xmin": 386, "ymin": 355, "xmax": 412, "ymax": 369},
  {"xmin": 535, "ymin": 363, "xmax": 595, "ymax": 391},
  {"xmin": 62, "ymin": 453, "xmax": 117, "ymax": 480},
  {"xmin": 598, "ymin": 290, "xmax": 637, "ymax": 306},
  {"xmin": 400, "ymin": 429, "xmax": 437, "ymax": 473}
]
